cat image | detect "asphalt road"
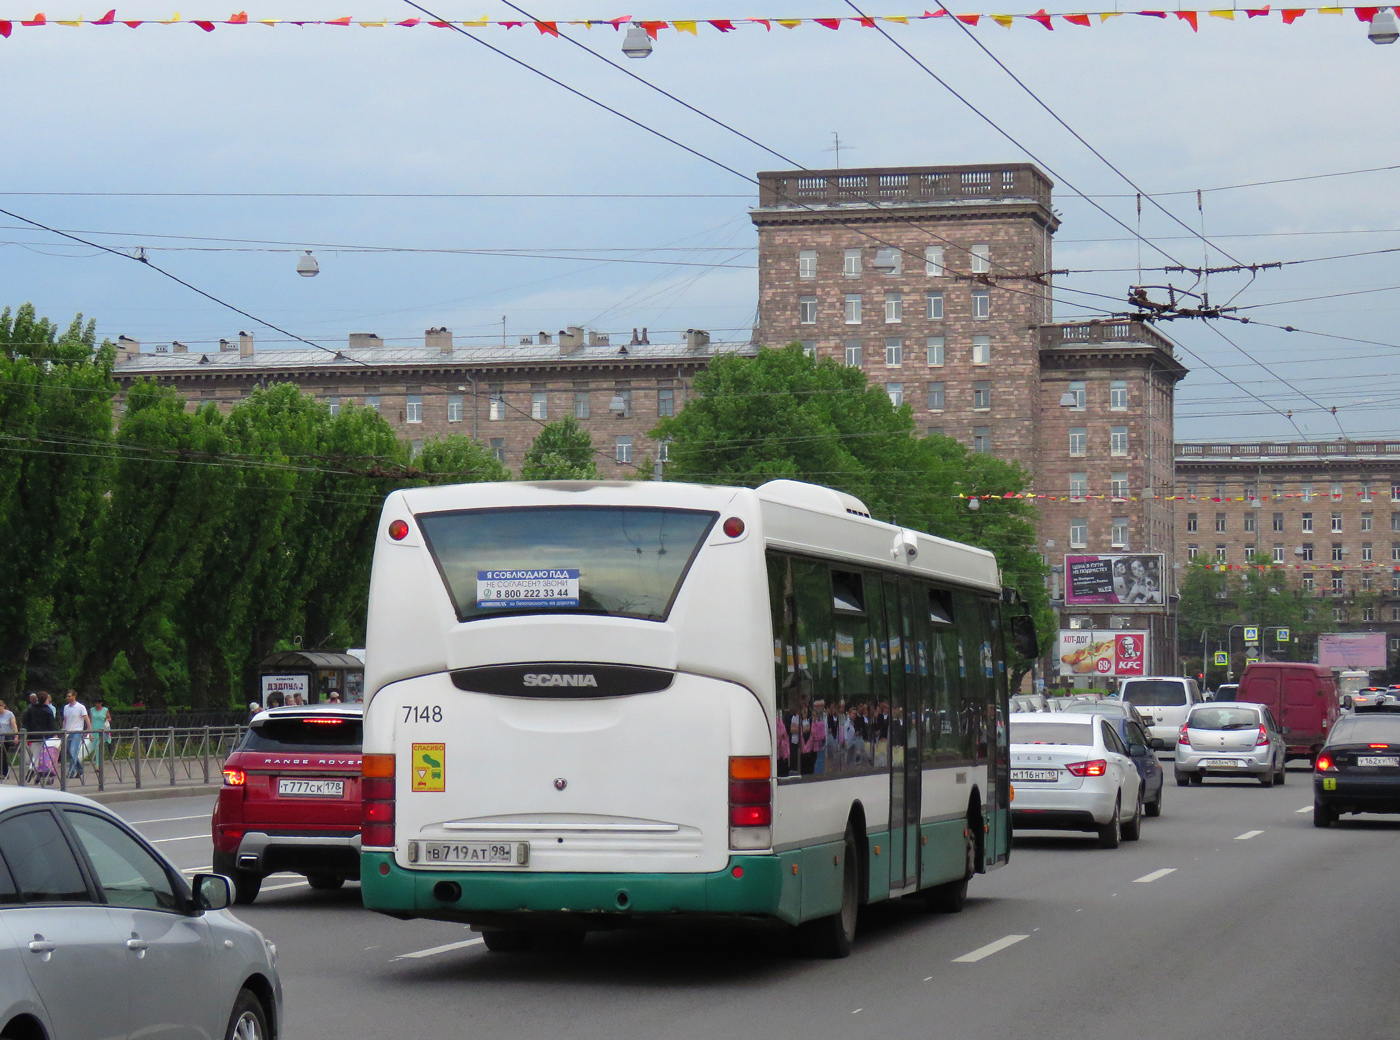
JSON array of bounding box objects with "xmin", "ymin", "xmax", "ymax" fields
[{"xmin": 121, "ymin": 765, "xmax": 1400, "ymax": 1040}]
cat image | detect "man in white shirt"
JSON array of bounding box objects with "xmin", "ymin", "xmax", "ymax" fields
[
  {"xmin": 0, "ymin": 699, "xmax": 15, "ymax": 779},
  {"xmin": 62, "ymin": 690, "xmax": 90, "ymax": 781}
]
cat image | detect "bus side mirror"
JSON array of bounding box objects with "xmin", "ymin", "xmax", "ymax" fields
[{"xmin": 1010, "ymin": 615, "xmax": 1038, "ymax": 658}]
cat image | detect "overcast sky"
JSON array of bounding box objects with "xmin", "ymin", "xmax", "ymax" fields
[{"xmin": 1, "ymin": 0, "xmax": 1396, "ymax": 443}]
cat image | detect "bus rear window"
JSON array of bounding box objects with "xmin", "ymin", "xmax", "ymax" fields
[{"xmin": 417, "ymin": 506, "xmax": 717, "ymax": 623}]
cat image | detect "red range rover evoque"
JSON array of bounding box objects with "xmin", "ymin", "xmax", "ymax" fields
[{"xmin": 212, "ymin": 704, "xmax": 364, "ymax": 903}]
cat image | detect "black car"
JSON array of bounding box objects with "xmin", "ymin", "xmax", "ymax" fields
[{"xmin": 1313, "ymin": 711, "xmax": 1400, "ymax": 827}]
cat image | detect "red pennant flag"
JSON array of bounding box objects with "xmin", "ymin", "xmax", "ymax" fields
[
  {"xmin": 815, "ymin": 17, "xmax": 841, "ymax": 27},
  {"xmin": 326, "ymin": 15, "xmax": 352, "ymax": 24},
  {"xmin": 605, "ymin": 14, "xmax": 630, "ymax": 27},
  {"xmin": 748, "ymin": 17, "xmax": 771, "ymax": 28},
  {"xmin": 22, "ymin": 12, "xmax": 45, "ymax": 23},
  {"xmin": 227, "ymin": 10, "xmax": 247, "ymax": 22},
  {"xmin": 639, "ymin": 19, "xmax": 666, "ymax": 36},
  {"xmin": 192, "ymin": 19, "xmax": 215, "ymax": 30},
  {"xmin": 1245, "ymin": 5, "xmax": 1269, "ymax": 14},
  {"xmin": 500, "ymin": 20, "xmax": 522, "ymax": 27},
  {"xmin": 534, "ymin": 19, "xmax": 558, "ymax": 34},
  {"xmin": 921, "ymin": 8, "xmax": 946, "ymax": 16},
  {"xmin": 428, "ymin": 19, "xmax": 450, "ymax": 26},
  {"xmin": 1063, "ymin": 13, "xmax": 1091, "ymax": 24},
  {"xmin": 396, "ymin": 17, "xmax": 419, "ymax": 25},
  {"xmin": 957, "ymin": 12, "xmax": 980, "ymax": 23},
  {"xmin": 1176, "ymin": 9, "xmax": 1198, "ymax": 28},
  {"xmin": 122, "ymin": 19, "xmax": 140, "ymax": 25},
  {"xmin": 858, "ymin": 15, "xmax": 875, "ymax": 25},
  {"xmin": 93, "ymin": 9, "xmax": 114, "ymax": 23},
  {"xmin": 1028, "ymin": 8, "xmax": 1054, "ymax": 27},
  {"xmin": 1355, "ymin": 6, "xmax": 1378, "ymax": 19},
  {"xmin": 0, "ymin": 20, "xmax": 11, "ymax": 35},
  {"xmin": 1281, "ymin": 8, "xmax": 1304, "ymax": 20},
  {"xmin": 709, "ymin": 18, "xmax": 735, "ymax": 30}
]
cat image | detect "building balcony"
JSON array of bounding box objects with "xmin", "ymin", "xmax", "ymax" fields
[{"xmin": 1039, "ymin": 319, "xmax": 1175, "ymax": 355}]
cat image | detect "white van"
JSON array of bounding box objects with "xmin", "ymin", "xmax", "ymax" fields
[{"xmin": 1114, "ymin": 676, "xmax": 1203, "ymax": 749}]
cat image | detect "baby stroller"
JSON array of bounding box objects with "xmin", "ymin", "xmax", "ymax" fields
[{"xmin": 26, "ymin": 737, "xmax": 61, "ymax": 788}]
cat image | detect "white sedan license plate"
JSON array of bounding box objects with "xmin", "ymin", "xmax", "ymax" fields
[
  {"xmin": 1203, "ymin": 759, "xmax": 1242, "ymax": 769},
  {"xmin": 277, "ymin": 778, "xmax": 345, "ymax": 797},
  {"xmin": 1011, "ymin": 768, "xmax": 1059, "ymax": 782},
  {"xmin": 424, "ymin": 841, "xmax": 527, "ymax": 866},
  {"xmin": 1357, "ymin": 756, "xmax": 1399, "ymax": 767}
]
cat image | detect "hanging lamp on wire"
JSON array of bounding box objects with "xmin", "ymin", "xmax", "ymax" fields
[{"xmin": 296, "ymin": 250, "xmax": 320, "ymax": 277}]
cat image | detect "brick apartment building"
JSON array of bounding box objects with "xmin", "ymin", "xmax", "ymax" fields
[
  {"xmin": 112, "ymin": 328, "xmax": 754, "ymax": 478},
  {"xmin": 1174, "ymin": 439, "xmax": 1400, "ymax": 662}
]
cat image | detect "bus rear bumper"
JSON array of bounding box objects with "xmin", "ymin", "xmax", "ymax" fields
[{"xmin": 360, "ymin": 851, "xmax": 794, "ymax": 925}]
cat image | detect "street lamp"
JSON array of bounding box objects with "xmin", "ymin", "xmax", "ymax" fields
[
  {"xmin": 295, "ymin": 250, "xmax": 320, "ymax": 277},
  {"xmin": 622, "ymin": 24, "xmax": 653, "ymax": 57},
  {"xmin": 1369, "ymin": 7, "xmax": 1399, "ymax": 43}
]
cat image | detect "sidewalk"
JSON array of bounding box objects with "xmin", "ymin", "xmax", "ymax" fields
[{"xmin": 1, "ymin": 762, "xmax": 223, "ymax": 803}]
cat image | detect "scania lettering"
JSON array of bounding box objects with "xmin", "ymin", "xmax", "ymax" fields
[{"xmin": 359, "ymin": 480, "xmax": 1026, "ymax": 957}]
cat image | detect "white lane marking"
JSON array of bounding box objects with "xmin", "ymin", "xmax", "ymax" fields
[
  {"xmin": 1133, "ymin": 868, "xmax": 1176, "ymax": 884},
  {"xmin": 395, "ymin": 937, "xmax": 485, "ymax": 960},
  {"xmin": 181, "ymin": 865, "xmax": 213, "ymax": 874},
  {"xmin": 134, "ymin": 814, "xmax": 211, "ymax": 825},
  {"xmin": 953, "ymin": 934, "xmax": 1028, "ymax": 963},
  {"xmin": 1296, "ymin": 806, "xmax": 1313, "ymax": 814},
  {"xmin": 261, "ymin": 880, "xmax": 310, "ymax": 893},
  {"xmin": 151, "ymin": 834, "xmax": 210, "ymax": 844},
  {"xmin": 1235, "ymin": 830, "xmax": 1264, "ymax": 840}
]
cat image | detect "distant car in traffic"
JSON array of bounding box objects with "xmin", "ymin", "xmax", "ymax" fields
[
  {"xmin": 1115, "ymin": 676, "xmax": 1204, "ymax": 749},
  {"xmin": 1313, "ymin": 711, "xmax": 1400, "ymax": 827},
  {"xmin": 0, "ymin": 786, "xmax": 281, "ymax": 1040},
  {"xmin": 1342, "ymin": 688, "xmax": 1394, "ymax": 711},
  {"xmin": 212, "ymin": 704, "xmax": 364, "ymax": 903},
  {"xmin": 1062, "ymin": 702, "xmax": 1165, "ymax": 816},
  {"xmin": 1174, "ymin": 702, "xmax": 1287, "ymax": 787},
  {"xmin": 1009, "ymin": 712, "xmax": 1144, "ymax": 848},
  {"xmin": 1212, "ymin": 683, "xmax": 1239, "ymax": 702}
]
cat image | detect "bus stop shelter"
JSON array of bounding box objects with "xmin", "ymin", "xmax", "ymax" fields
[{"xmin": 258, "ymin": 651, "xmax": 365, "ymax": 707}]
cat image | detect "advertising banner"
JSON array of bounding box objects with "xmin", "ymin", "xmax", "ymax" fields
[
  {"xmin": 260, "ymin": 674, "xmax": 309, "ymax": 700},
  {"xmin": 1065, "ymin": 553, "xmax": 1166, "ymax": 605},
  {"xmin": 1317, "ymin": 632, "xmax": 1388, "ymax": 670},
  {"xmin": 1057, "ymin": 630, "xmax": 1150, "ymax": 677}
]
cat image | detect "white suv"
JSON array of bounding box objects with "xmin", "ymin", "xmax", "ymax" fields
[{"xmin": 1115, "ymin": 676, "xmax": 1204, "ymax": 749}]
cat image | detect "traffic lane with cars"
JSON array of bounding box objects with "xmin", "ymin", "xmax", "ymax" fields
[{"xmin": 115, "ymin": 774, "xmax": 1400, "ymax": 1040}]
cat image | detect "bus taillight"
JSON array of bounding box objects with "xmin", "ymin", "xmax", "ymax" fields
[
  {"xmin": 729, "ymin": 756, "xmax": 772, "ymax": 851},
  {"xmin": 362, "ymin": 754, "xmax": 396, "ymax": 848}
]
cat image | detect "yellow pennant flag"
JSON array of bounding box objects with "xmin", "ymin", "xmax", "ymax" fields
[
  {"xmin": 1318, "ymin": 6, "xmax": 1342, "ymax": 11},
  {"xmin": 1208, "ymin": 9, "xmax": 1235, "ymax": 18},
  {"xmin": 1099, "ymin": 10, "xmax": 1122, "ymax": 18},
  {"xmin": 359, "ymin": 19, "xmax": 386, "ymax": 25},
  {"xmin": 883, "ymin": 14, "xmax": 908, "ymax": 22},
  {"xmin": 160, "ymin": 10, "xmax": 179, "ymax": 21},
  {"xmin": 258, "ymin": 17, "xmax": 278, "ymax": 23},
  {"xmin": 673, "ymin": 18, "xmax": 697, "ymax": 32},
  {"xmin": 777, "ymin": 17, "xmax": 801, "ymax": 27},
  {"xmin": 460, "ymin": 14, "xmax": 487, "ymax": 25},
  {"xmin": 56, "ymin": 16, "xmax": 80, "ymax": 23},
  {"xmin": 991, "ymin": 13, "xmax": 1013, "ymax": 25}
]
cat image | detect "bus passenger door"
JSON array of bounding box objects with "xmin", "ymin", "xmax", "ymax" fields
[
  {"xmin": 898, "ymin": 580, "xmax": 922, "ymax": 888},
  {"xmin": 881, "ymin": 576, "xmax": 919, "ymax": 890}
]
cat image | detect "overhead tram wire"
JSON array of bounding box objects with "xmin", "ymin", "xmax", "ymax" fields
[{"xmin": 1201, "ymin": 321, "xmax": 1347, "ymax": 438}]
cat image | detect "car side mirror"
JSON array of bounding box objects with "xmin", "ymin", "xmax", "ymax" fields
[
  {"xmin": 1149, "ymin": 737, "xmax": 1166, "ymax": 750},
  {"xmin": 1009, "ymin": 614, "xmax": 1038, "ymax": 658},
  {"xmin": 1128, "ymin": 742, "xmax": 1149, "ymax": 757},
  {"xmin": 192, "ymin": 873, "xmax": 233, "ymax": 913}
]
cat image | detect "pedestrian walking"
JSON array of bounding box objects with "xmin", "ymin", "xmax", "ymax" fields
[
  {"xmin": 40, "ymin": 691, "xmax": 56, "ymax": 722},
  {"xmin": 89, "ymin": 697, "xmax": 111, "ymax": 771},
  {"xmin": 22, "ymin": 695, "xmax": 53, "ymax": 734},
  {"xmin": 0, "ymin": 699, "xmax": 15, "ymax": 779},
  {"xmin": 62, "ymin": 690, "xmax": 90, "ymax": 781}
]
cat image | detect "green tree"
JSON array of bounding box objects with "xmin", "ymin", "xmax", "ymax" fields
[
  {"xmin": 520, "ymin": 417, "xmax": 601, "ymax": 480},
  {"xmin": 0, "ymin": 304, "xmax": 115, "ymax": 700},
  {"xmin": 417, "ymin": 433, "xmax": 510, "ymax": 485}
]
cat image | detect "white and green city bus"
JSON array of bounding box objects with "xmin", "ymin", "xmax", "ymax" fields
[{"xmin": 359, "ymin": 478, "xmax": 1028, "ymax": 956}]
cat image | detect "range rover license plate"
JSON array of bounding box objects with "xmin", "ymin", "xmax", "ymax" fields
[{"xmin": 423, "ymin": 841, "xmax": 527, "ymax": 866}]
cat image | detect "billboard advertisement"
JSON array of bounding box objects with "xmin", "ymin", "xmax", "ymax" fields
[
  {"xmin": 1065, "ymin": 554, "xmax": 1166, "ymax": 605},
  {"xmin": 1057, "ymin": 630, "xmax": 1150, "ymax": 677},
  {"xmin": 1317, "ymin": 632, "xmax": 1388, "ymax": 670}
]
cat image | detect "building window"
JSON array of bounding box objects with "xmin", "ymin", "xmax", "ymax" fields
[
  {"xmin": 1216, "ymin": 513, "xmax": 1227, "ymax": 533},
  {"xmin": 886, "ymin": 383, "xmax": 904, "ymax": 408},
  {"xmin": 1066, "ymin": 380, "xmax": 1086, "ymax": 410},
  {"xmin": 1110, "ymin": 380, "xmax": 1128, "ymax": 411},
  {"xmin": 1301, "ymin": 543, "xmax": 1314, "ymax": 561},
  {"xmin": 489, "ymin": 437, "xmax": 505, "ymax": 463},
  {"xmin": 1393, "ymin": 512, "xmax": 1400, "ymax": 532},
  {"xmin": 1112, "ymin": 517, "xmax": 1129, "ymax": 548},
  {"xmin": 1243, "ymin": 511, "xmax": 1256, "ymax": 533},
  {"xmin": 925, "ymin": 246, "xmax": 944, "ymax": 276},
  {"xmin": 971, "ymin": 289, "xmax": 990, "ymax": 319},
  {"xmin": 875, "ymin": 248, "xmax": 902, "ymax": 277},
  {"xmin": 927, "ymin": 337, "xmax": 945, "ymax": 366},
  {"xmin": 1363, "ymin": 542, "xmax": 1374, "ymax": 562},
  {"xmin": 1216, "ymin": 483, "xmax": 1226, "ymax": 500},
  {"xmin": 1273, "ymin": 512, "xmax": 1284, "ymax": 533},
  {"xmin": 1186, "ymin": 512, "xmax": 1198, "ymax": 533},
  {"xmin": 845, "ymin": 341, "xmax": 862, "ymax": 367},
  {"xmin": 1362, "ymin": 512, "xmax": 1374, "ymax": 532},
  {"xmin": 1393, "ymin": 606, "xmax": 1400, "ymax": 622},
  {"xmin": 574, "ymin": 391, "xmax": 590, "ymax": 419},
  {"xmin": 926, "ymin": 292, "xmax": 944, "ymax": 320},
  {"xmin": 798, "ymin": 296, "xmax": 817, "ymax": 324},
  {"xmin": 1362, "ymin": 482, "xmax": 1373, "ymax": 502},
  {"xmin": 801, "ymin": 341, "xmax": 816, "ymax": 358},
  {"xmin": 1111, "ymin": 473, "xmax": 1128, "ymax": 499},
  {"xmin": 1302, "ymin": 512, "xmax": 1314, "ymax": 534},
  {"xmin": 844, "ymin": 295, "xmax": 862, "ymax": 324},
  {"xmin": 972, "ymin": 336, "xmax": 991, "ymax": 365},
  {"xmin": 1332, "ymin": 572, "xmax": 1344, "ymax": 593},
  {"xmin": 1333, "ymin": 606, "xmax": 1343, "ymax": 622},
  {"xmin": 444, "ymin": 394, "xmax": 463, "ymax": 423},
  {"xmin": 1111, "ymin": 426, "xmax": 1129, "ymax": 456},
  {"xmin": 327, "ymin": 395, "xmax": 340, "ymax": 417},
  {"xmin": 1364, "ymin": 606, "xmax": 1376, "ymax": 622},
  {"xmin": 1188, "ymin": 544, "xmax": 1199, "ymax": 560},
  {"xmin": 884, "ymin": 293, "xmax": 903, "ymax": 323},
  {"xmin": 1272, "ymin": 544, "xmax": 1284, "ymax": 564},
  {"xmin": 1069, "ymin": 427, "xmax": 1087, "ymax": 456},
  {"xmin": 365, "ymin": 394, "xmax": 381, "ymax": 414},
  {"xmin": 611, "ymin": 385, "xmax": 633, "ymax": 418},
  {"xmin": 1070, "ymin": 519, "xmax": 1088, "ymax": 548},
  {"xmin": 1302, "ymin": 574, "xmax": 1314, "ymax": 592},
  {"xmin": 972, "ymin": 381, "xmax": 991, "ymax": 410},
  {"xmin": 487, "ymin": 383, "xmax": 504, "ymax": 421},
  {"xmin": 530, "ymin": 391, "xmax": 548, "ymax": 421},
  {"xmin": 1331, "ymin": 482, "xmax": 1344, "ymax": 500},
  {"xmin": 970, "ymin": 243, "xmax": 991, "ymax": 273},
  {"xmin": 973, "ymin": 427, "xmax": 991, "ymax": 454},
  {"xmin": 405, "ymin": 394, "xmax": 423, "ymax": 423},
  {"xmin": 657, "ymin": 388, "xmax": 675, "ymax": 417},
  {"xmin": 616, "ymin": 436, "xmax": 633, "ymax": 464},
  {"xmin": 1216, "ymin": 545, "xmax": 1227, "ymax": 562},
  {"xmin": 885, "ymin": 339, "xmax": 903, "ymax": 366},
  {"xmin": 844, "ymin": 248, "xmax": 862, "ymax": 277},
  {"xmin": 927, "ymin": 383, "xmax": 945, "ymax": 411},
  {"xmin": 1331, "ymin": 512, "xmax": 1343, "ymax": 533},
  {"xmin": 1071, "ymin": 473, "xmax": 1088, "ymax": 500},
  {"xmin": 798, "ymin": 249, "xmax": 817, "ymax": 279},
  {"xmin": 1272, "ymin": 485, "xmax": 1283, "ymax": 500},
  {"xmin": 1301, "ymin": 483, "xmax": 1314, "ymax": 502},
  {"xmin": 1394, "ymin": 543, "xmax": 1400, "ymax": 563},
  {"xmin": 1332, "ymin": 543, "xmax": 1345, "ymax": 562},
  {"xmin": 410, "ymin": 439, "xmax": 423, "ymax": 459}
]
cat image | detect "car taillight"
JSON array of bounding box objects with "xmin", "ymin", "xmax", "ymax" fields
[
  {"xmin": 1315, "ymin": 754, "xmax": 1336, "ymax": 773},
  {"xmin": 362, "ymin": 753, "xmax": 396, "ymax": 848},
  {"xmin": 729, "ymin": 755, "xmax": 771, "ymax": 850},
  {"xmin": 1256, "ymin": 726, "xmax": 1270, "ymax": 747},
  {"xmin": 1179, "ymin": 725, "xmax": 1191, "ymax": 747},
  {"xmin": 222, "ymin": 768, "xmax": 246, "ymax": 786},
  {"xmin": 1065, "ymin": 759, "xmax": 1108, "ymax": 777}
]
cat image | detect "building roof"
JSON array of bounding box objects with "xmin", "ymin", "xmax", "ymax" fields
[{"xmin": 1176, "ymin": 440, "xmax": 1400, "ymax": 465}]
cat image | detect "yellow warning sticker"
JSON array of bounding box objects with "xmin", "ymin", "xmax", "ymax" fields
[{"xmin": 411, "ymin": 743, "xmax": 446, "ymax": 792}]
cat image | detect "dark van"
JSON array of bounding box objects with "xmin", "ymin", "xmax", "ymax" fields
[{"xmin": 1237, "ymin": 662, "xmax": 1339, "ymax": 762}]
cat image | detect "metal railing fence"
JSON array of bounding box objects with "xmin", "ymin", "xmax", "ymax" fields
[{"xmin": 0, "ymin": 726, "xmax": 246, "ymax": 793}]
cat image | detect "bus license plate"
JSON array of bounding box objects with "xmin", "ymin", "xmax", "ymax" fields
[
  {"xmin": 277, "ymin": 778, "xmax": 345, "ymax": 797},
  {"xmin": 423, "ymin": 841, "xmax": 527, "ymax": 866},
  {"xmin": 1010, "ymin": 769, "xmax": 1058, "ymax": 782},
  {"xmin": 1358, "ymin": 756, "xmax": 1399, "ymax": 767}
]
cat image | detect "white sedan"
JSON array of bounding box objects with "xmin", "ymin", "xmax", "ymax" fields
[{"xmin": 1009, "ymin": 712, "xmax": 1145, "ymax": 848}]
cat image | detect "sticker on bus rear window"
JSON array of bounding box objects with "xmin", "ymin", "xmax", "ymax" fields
[{"xmin": 476, "ymin": 569, "xmax": 580, "ymax": 609}]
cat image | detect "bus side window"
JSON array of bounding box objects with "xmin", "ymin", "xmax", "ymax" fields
[
  {"xmin": 864, "ymin": 575, "xmax": 891, "ymax": 769},
  {"xmin": 766, "ymin": 553, "xmax": 800, "ymax": 778},
  {"xmin": 953, "ymin": 590, "xmax": 990, "ymax": 763},
  {"xmin": 791, "ymin": 558, "xmax": 835, "ymax": 777},
  {"xmin": 833, "ymin": 568, "xmax": 873, "ymax": 773},
  {"xmin": 928, "ymin": 588, "xmax": 960, "ymax": 763}
]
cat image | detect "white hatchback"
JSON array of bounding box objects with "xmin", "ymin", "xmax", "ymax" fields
[
  {"xmin": 1115, "ymin": 676, "xmax": 1204, "ymax": 749},
  {"xmin": 1009, "ymin": 712, "xmax": 1144, "ymax": 848}
]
